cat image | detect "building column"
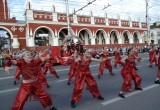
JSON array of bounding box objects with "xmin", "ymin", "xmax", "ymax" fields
[
  {"xmin": 118, "ymin": 37, "xmax": 122, "ymax": 44},
  {"xmin": 129, "ymin": 38, "xmax": 134, "ymax": 44},
  {"xmin": 53, "ymin": 36, "xmax": 59, "ymax": 46},
  {"xmin": 27, "ymin": 37, "xmax": 35, "ymax": 47},
  {"xmin": 139, "ymin": 37, "xmax": 143, "ymax": 43},
  {"xmin": 91, "ymin": 37, "xmax": 95, "ymax": 45},
  {"xmin": 105, "ymin": 37, "xmax": 110, "ymax": 44},
  {"xmin": 12, "ymin": 37, "xmax": 20, "ymax": 48}
]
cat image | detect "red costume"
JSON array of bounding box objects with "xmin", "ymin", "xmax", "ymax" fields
[
  {"xmin": 71, "ymin": 56, "xmax": 101, "ymax": 103},
  {"xmin": 98, "ymin": 58, "xmax": 112, "ymax": 77},
  {"xmin": 14, "ymin": 67, "xmax": 21, "ymax": 80},
  {"xmin": 157, "ymin": 57, "xmax": 160, "ymax": 78},
  {"xmin": 5, "ymin": 59, "xmax": 53, "ymax": 110},
  {"xmin": 33, "ymin": 58, "xmax": 49, "ymax": 87},
  {"xmin": 43, "ymin": 57, "xmax": 59, "ymax": 78},
  {"xmin": 149, "ymin": 48, "xmax": 157, "ymax": 67},
  {"xmin": 120, "ymin": 56, "xmax": 142, "ymax": 92},
  {"xmin": 133, "ymin": 50, "xmax": 142, "ymax": 62},
  {"xmin": 67, "ymin": 56, "xmax": 79, "ymax": 84},
  {"xmin": 114, "ymin": 50, "xmax": 123, "ymax": 67}
]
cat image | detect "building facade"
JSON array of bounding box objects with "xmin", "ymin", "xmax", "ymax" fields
[
  {"xmin": 150, "ymin": 22, "xmax": 160, "ymax": 45},
  {"xmin": 0, "ymin": 0, "xmax": 147, "ymax": 51}
]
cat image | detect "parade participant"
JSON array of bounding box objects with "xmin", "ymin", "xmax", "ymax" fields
[
  {"xmin": 133, "ymin": 47, "xmax": 142, "ymax": 62},
  {"xmin": 4, "ymin": 50, "xmax": 57, "ymax": 110},
  {"xmin": 119, "ymin": 49, "xmax": 143, "ymax": 98},
  {"xmin": 114, "ymin": 47, "xmax": 123, "ymax": 68},
  {"xmin": 154, "ymin": 53, "xmax": 160, "ymax": 84},
  {"xmin": 67, "ymin": 51, "xmax": 79, "ymax": 85},
  {"xmin": 71, "ymin": 49, "xmax": 105, "ymax": 108},
  {"xmin": 149, "ymin": 46, "xmax": 158, "ymax": 68},
  {"xmin": 32, "ymin": 51, "xmax": 50, "ymax": 87},
  {"xmin": 42, "ymin": 49, "xmax": 60, "ymax": 79},
  {"xmin": 132, "ymin": 48, "xmax": 142, "ymax": 70},
  {"xmin": 98, "ymin": 47, "xmax": 114, "ymax": 79}
]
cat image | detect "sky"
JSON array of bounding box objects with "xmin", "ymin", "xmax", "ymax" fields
[{"xmin": 7, "ymin": 0, "xmax": 160, "ymax": 24}]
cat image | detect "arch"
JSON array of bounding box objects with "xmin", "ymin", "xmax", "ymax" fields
[
  {"xmin": 58, "ymin": 27, "xmax": 75, "ymax": 45},
  {"xmin": 78, "ymin": 28, "xmax": 92, "ymax": 45},
  {"xmin": 33, "ymin": 26, "xmax": 54, "ymax": 37},
  {"xmin": 110, "ymin": 30, "xmax": 119, "ymax": 44},
  {"xmin": 0, "ymin": 26, "xmax": 13, "ymax": 50},
  {"xmin": 0, "ymin": 26, "xmax": 13, "ymax": 38},
  {"xmin": 34, "ymin": 26, "xmax": 54, "ymax": 46},
  {"xmin": 95, "ymin": 29, "xmax": 107, "ymax": 44},
  {"xmin": 133, "ymin": 31, "xmax": 140, "ymax": 43},
  {"xmin": 58, "ymin": 27, "xmax": 75, "ymax": 39},
  {"xmin": 122, "ymin": 30, "xmax": 130, "ymax": 44}
]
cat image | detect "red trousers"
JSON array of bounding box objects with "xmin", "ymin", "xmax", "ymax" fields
[
  {"xmin": 38, "ymin": 70, "xmax": 49, "ymax": 87},
  {"xmin": 150, "ymin": 57, "xmax": 157, "ymax": 66},
  {"xmin": 114, "ymin": 59, "xmax": 123, "ymax": 67},
  {"xmin": 130, "ymin": 69, "xmax": 142, "ymax": 88},
  {"xmin": 121, "ymin": 68, "xmax": 132, "ymax": 92},
  {"xmin": 11, "ymin": 81, "xmax": 52, "ymax": 110},
  {"xmin": 68, "ymin": 65, "xmax": 76, "ymax": 82},
  {"xmin": 43, "ymin": 64, "xmax": 58, "ymax": 77},
  {"xmin": 121, "ymin": 68, "xmax": 142, "ymax": 92},
  {"xmin": 98, "ymin": 62, "xmax": 112, "ymax": 76},
  {"xmin": 72, "ymin": 72, "xmax": 101, "ymax": 102}
]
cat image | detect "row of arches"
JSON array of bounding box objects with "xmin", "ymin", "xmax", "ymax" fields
[
  {"xmin": 0, "ymin": 26, "xmax": 145, "ymax": 48},
  {"xmin": 34, "ymin": 27, "xmax": 143, "ymax": 46}
]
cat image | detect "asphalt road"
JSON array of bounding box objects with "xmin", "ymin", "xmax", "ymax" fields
[{"xmin": 0, "ymin": 53, "xmax": 159, "ymax": 110}]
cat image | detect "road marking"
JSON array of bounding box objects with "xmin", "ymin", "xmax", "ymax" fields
[
  {"xmin": 101, "ymin": 84, "xmax": 159, "ymax": 106},
  {"xmin": 0, "ymin": 88, "xmax": 19, "ymax": 94},
  {"xmin": 0, "ymin": 76, "xmax": 14, "ymax": 80}
]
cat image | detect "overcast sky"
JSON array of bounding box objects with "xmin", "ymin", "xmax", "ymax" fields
[{"xmin": 7, "ymin": 0, "xmax": 160, "ymax": 24}]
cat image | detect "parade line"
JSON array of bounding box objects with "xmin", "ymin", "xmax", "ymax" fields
[{"xmin": 101, "ymin": 84, "xmax": 159, "ymax": 106}]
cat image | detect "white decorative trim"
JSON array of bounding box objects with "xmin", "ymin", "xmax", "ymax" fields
[
  {"xmin": 11, "ymin": 26, "xmax": 17, "ymax": 32},
  {"xmin": 18, "ymin": 27, "xmax": 24, "ymax": 32},
  {"xmin": 27, "ymin": 20, "xmax": 147, "ymax": 30},
  {"xmin": 0, "ymin": 22, "xmax": 26, "ymax": 26}
]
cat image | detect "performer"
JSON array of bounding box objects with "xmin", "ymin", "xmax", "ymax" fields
[
  {"xmin": 132, "ymin": 48, "xmax": 142, "ymax": 70},
  {"xmin": 42, "ymin": 50, "xmax": 60, "ymax": 79},
  {"xmin": 71, "ymin": 50, "xmax": 105, "ymax": 108},
  {"xmin": 98, "ymin": 49, "xmax": 114, "ymax": 79},
  {"xmin": 114, "ymin": 48, "xmax": 123, "ymax": 68},
  {"xmin": 154, "ymin": 54, "xmax": 160, "ymax": 84},
  {"xmin": 67, "ymin": 51, "xmax": 79, "ymax": 85},
  {"xmin": 149, "ymin": 46, "xmax": 158, "ymax": 68},
  {"xmin": 4, "ymin": 50, "xmax": 57, "ymax": 110},
  {"xmin": 32, "ymin": 51, "xmax": 50, "ymax": 87},
  {"xmin": 119, "ymin": 49, "xmax": 143, "ymax": 98}
]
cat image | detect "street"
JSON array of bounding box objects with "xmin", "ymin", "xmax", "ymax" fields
[{"xmin": 0, "ymin": 53, "xmax": 160, "ymax": 110}]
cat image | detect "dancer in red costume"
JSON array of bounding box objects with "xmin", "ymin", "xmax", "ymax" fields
[
  {"xmin": 4, "ymin": 50, "xmax": 57, "ymax": 110},
  {"xmin": 71, "ymin": 50, "xmax": 105, "ymax": 108},
  {"xmin": 32, "ymin": 52, "xmax": 50, "ymax": 87},
  {"xmin": 67, "ymin": 51, "xmax": 79, "ymax": 85},
  {"xmin": 154, "ymin": 50, "xmax": 160, "ymax": 84},
  {"xmin": 149, "ymin": 46, "xmax": 158, "ymax": 68},
  {"xmin": 132, "ymin": 48, "xmax": 142, "ymax": 70},
  {"xmin": 114, "ymin": 48, "xmax": 123, "ymax": 68},
  {"xmin": 118, "ymin": 49, "xmax": 143, "ymax": 98},
  {"xmin": 43, "ymin": 50, "xmax": 60, "ymax": 79},
  {"xmin": 98, "ymin": 47, "xmax": 114, "ymax": 79}
]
